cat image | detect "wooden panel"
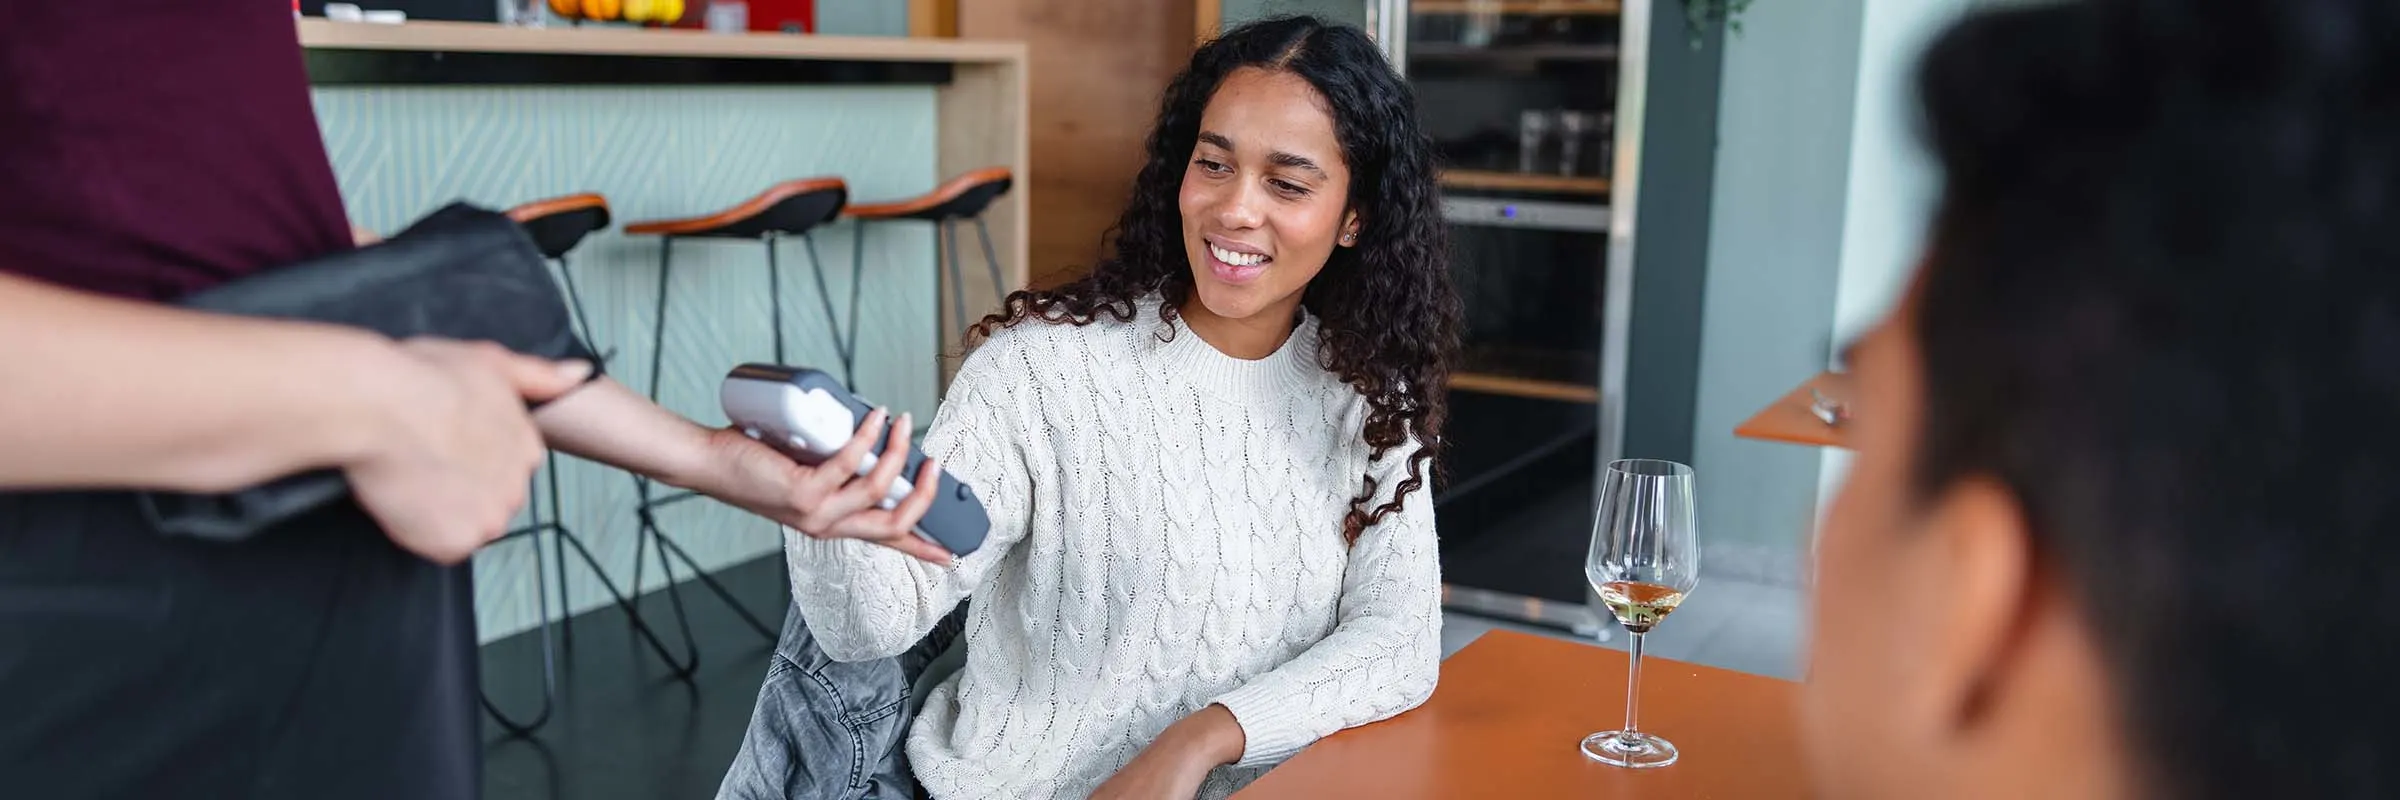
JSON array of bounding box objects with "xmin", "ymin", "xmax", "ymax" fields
[
  {"xmin": 961, "ymin": 0, "xmax": 1197, "ymax": 295},
  {"xmin": 1236, "ymin": 631, "xmax": 1810, "ymax": 799},
  {"xmin": 1734, "ymin": 371, "xmax": 1849, "ymax": 449},
  {"xmin": 909, "ymin": 0, "xmax": 957, "ymax": 37},
  {"xmin": 937, "ymin": 58, "xmax": 1028, "ymax": 366},
  {"xmin": 1196, "ymin": 0, "xmax": 1223, "ymax": 43}
]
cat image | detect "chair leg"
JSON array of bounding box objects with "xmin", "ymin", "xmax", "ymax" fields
[
  {"xmin": 558, "ymin": 518, "xmax": 702, "ymax": 680},
  {"xmin": 618, "ymin": 236, "xmax": 777, "ymax": 665},
  {"xmin": 632, "ymin": 239, "xmax": 673, "ymax": 597},
  {"xmin": 847, "ymin": 220, "xmax": 868, "ymax": 379},
  {"xmin": 648, "ymin": 240, "xmax": 675, "ymax": 403},
  {"xmin": 942, "ymin": 220, "xmax": 967, "ymax": 341},
  {"xmin": 764, "ymin": 236, "xmax": 787, "ymax": 366},
  {"xmin": 553, "ymin": 254, "xmax": 612, "ymax": 367},
  {"xmin": 800, "ymin": 231, "xmax": 851, "ymax": 386},
  {"xmin": 973, "ymin": 216, "xmax": 1007, "ymax": 312},
  {"xmin": 548, "ymin": 453, "xmax": 575, "ymax": 651},
  {"xmin": 618, "ymin": 238, "xmax": 704, "ymax": 680},
  {"xmin": 645, "ymin": 520, "xmax": 781, "ymax": 641},
  {"xmin": 479, "ymin": 522, "xmax": 558, "ymax": 737}
]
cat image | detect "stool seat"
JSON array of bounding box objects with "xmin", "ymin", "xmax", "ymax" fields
[
  {"xmin": 624, "ymin": 177, "xmax": 848, "ymax": 239},
  {"xmin": 508, "ymin": 193, "xmax": 613, "ymax": 260},
  {"xmin": 845, "ymin": 167, "xmax": 1013, "ymax": 222}
]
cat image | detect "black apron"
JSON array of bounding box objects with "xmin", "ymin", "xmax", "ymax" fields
[{"xmin": 0, "ymin": 490, "xmax": 481, "ymax": 798}]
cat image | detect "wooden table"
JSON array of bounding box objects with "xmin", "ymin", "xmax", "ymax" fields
[
  {"xmin": 1734, "ymin": 371, "xmax": 1849, "ymax": 449},
  {"xmin": 1236, "ymin": 631, "xmax": 1811, "ymax": 799}
]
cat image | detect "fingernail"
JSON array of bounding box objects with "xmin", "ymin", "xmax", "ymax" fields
[{"xmin": 556, "ymin": 360, "xmax": 594, "ymax": 381}]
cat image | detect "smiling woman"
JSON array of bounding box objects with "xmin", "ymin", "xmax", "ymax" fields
[{"xmin": 723, "ymin": 14, "xmax": 1464, "ymax": 800}]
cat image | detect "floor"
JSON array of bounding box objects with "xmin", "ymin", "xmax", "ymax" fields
[{"xmin": 478, "ymin": 553, "xmax": 1806, "ymax": 800}]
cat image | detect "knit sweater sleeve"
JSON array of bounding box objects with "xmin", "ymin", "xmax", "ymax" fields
[
  {"xmin": 781, "ymin": 347, "xmax": 1034, "ymax": 663},
  {"xmin": 1208, "ymin": 439, "xmax": 1444, "ymax": 768}
]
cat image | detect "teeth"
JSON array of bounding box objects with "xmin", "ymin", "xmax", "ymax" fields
[{"xmin": 1210, "ymin": 244, "xmax": 1267, "ymax": 267}]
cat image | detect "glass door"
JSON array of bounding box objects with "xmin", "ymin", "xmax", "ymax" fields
[{"xmin": 1381, "ymin": 0, "xmax": 1626, "ymax": 631}]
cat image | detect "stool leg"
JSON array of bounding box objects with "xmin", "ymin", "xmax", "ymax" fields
[
  {"xmin": 645, "ymin": 526, "xmax": 780, "ymax": 641},
  {"xmin": 631, "ymin": 239, "xmax": 668, "ymax": 598},
  {"xmin": 847, "ymin": 221, "xmax": 867, "ymax": 379},
  {"xmin": 554, "ymin": 254, "xmax": 611, "ymax": 366},
  {"xmin": 765, "ymin": 235, "xmax": 788, "ymax": 365},
  {"xmin": 627, "ymin": 236, "xmax": 704, "ymax": 680},
  {"xmin": 555, "ymin": 518, "xmax": 702, "ymax": 679},
  {"xmin": 479, "ymin": 521, "xmax": 558, "ymax": 737},
  {"xmin": 548, "ymin": 452, "xmax": 574, "ymax": 651},
  {"xmin": 973, "ymin": 216, "xmax": 1007, "ymax": 313},
  {"xmin": 800, "ymin": 231, "xmax": 851, "ymax": 386},
  {"xmin": 942, "ymin": 220, "xmax": 967, "ymax": 341},
  {"xmin": 648, "ymin": 240, "xmax": 675, "ymax": 403}
]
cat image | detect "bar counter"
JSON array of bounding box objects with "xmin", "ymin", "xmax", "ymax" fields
[{"xmin": 297, "ymin": 19, "xmax": 1027, "ymax": 641}]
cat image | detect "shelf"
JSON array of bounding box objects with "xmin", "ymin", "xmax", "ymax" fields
[
  {"xmin": 1451, "ymin": 372, "xmax": 1599, "ymax": 403},
  {"xmin": 1413, "ymin": 0, "xmax": 1621, "ymax": 15},
  {"xmin": 1734, "ymin": 371, "xmax": 1850, "ymax": 449},
  {"xmin": 1411, "ymin": 43, "xmax": 1620, "ymax": 61},
  {"xmin": 1441, "ymin": 170, "xmax": 1611, "ymax": 195}
]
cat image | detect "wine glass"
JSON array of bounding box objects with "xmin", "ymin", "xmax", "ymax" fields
[{"xmin": 1582, "ymin": 458, "xmax": 1701, "ymax": 768}]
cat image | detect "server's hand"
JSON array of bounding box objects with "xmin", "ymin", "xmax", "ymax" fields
[{"xmin": 346, "ymin": 339, "xmax": 592, "ymax": 564}]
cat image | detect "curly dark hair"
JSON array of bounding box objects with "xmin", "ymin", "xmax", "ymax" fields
[{"xmin": 966, "ymin": 15, "xmax": 1462, "ymax": 544}]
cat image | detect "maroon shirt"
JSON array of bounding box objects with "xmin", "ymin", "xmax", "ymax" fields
[
  {"xmin": 0, "ymin": 4, "xmax": 480, "ymax": 796},
  {"xmin": 0, "ymin": 0, "xmax": 353, "ymax": 300}
]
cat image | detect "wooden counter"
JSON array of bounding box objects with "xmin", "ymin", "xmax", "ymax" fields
[
  {"xmin": 300, "ymin": 18, "xmax": 1025, "ymax": 63},
  {"xmin": 300, "ymin": 19, "xmax": 1028, "ymax": 342}
]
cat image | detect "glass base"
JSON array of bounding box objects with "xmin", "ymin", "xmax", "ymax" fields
[{"xmin": 1582, "ymin": 730, "xmax": 1678, "ymax": 768}]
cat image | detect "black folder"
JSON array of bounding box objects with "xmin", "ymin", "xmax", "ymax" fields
[{"xmin": 141, "ymin": 202, "xmax": 603, "ymax": 543}]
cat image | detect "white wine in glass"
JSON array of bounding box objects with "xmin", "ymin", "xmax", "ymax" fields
[{"xmin": 1583, "ymin": 459, "xmax": 1701, "ymax": 768}]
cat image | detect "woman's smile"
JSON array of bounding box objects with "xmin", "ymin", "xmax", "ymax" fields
[{"xmin": 1204, "ymin": 235, "xmax": 1272, "ymax": 285}]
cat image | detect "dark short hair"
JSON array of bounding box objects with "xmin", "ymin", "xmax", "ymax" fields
[{"xmin": 1908, "ymin": 0, "xmax": 2398, "ymax": 797}]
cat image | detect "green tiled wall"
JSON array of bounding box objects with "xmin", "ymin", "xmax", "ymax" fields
[{"xmin": 311, "ymin": 84, "xmax": 943, "ymax": 642}]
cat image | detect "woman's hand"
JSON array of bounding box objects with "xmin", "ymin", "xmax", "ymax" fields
[
  {"xmin": 1088, "ymin": 705, "xmax": 1247, "ymax": 800},
  {"xmin": 529, "ymin": 378, "xmax": 953, "ymax": 565},
  {"xmin": 685, "ymin": 408, "xmax": 954, "ymax": 564}
]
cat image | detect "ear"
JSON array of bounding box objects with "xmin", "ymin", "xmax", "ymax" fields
[
  {"xmin": 1338, "ymin": 211, "xmax": 1362, "ymax": 247},
  {"xmin": 1917, "ymin": 476, "xmax": 2037, "ymax": 738}
]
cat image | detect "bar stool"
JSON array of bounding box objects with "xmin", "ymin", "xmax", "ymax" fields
[
  {"xmin": 844, "ymin": 167, "xmax": 1015, "ymax": 369},
  {"xmin": 616, "ymin": 178, "xmax": 854, "ymax": 663},
  {"xmin": 483, "ymin": 193, "xmax": 699, "ymax": 731}
]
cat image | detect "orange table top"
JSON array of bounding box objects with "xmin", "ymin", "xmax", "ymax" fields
[
  {"xmin": 1734, "ymin": 371, "xmax": 1849, "ymax": 449},
  {"xmin": 1236, "ymin": 630, "xmax": 1812, "ymax": 799}
]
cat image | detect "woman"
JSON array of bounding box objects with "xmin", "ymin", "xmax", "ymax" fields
[
  {"xmin": 0, "ymin": 2, "xmax": 931, "ymax": 795},
  {"xmin": 725, "ymin": 15, "xmax": 1460, "ymax": 800}
]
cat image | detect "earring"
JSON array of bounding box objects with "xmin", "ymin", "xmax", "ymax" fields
[{"xmin": 1341, "ymin": 232, "xmax": 1356, "ymax": 244}]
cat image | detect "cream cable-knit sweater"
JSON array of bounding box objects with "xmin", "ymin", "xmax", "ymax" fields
[{"xmin": 783, "ymin": 296, "xmax": 1442, "ymax": 800}]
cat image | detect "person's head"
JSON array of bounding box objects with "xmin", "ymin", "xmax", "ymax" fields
[
  {"xmin": 1805, "ymin": 1, "xmax": 2400, "ymax": 798},
  {"xmin": 974, "ymin": 15, "xmax": 1460, "ymax": 542}
]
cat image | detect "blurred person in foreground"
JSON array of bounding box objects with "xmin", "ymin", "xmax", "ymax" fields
[{"xmin": 1804, "ymin": 0, "xmax": 2398, "ymax": 798}]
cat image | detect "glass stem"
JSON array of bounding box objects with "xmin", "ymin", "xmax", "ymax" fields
[{"xmin": 1621, "ymin": 630, "xmax": 1646, "ymax": 738}]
